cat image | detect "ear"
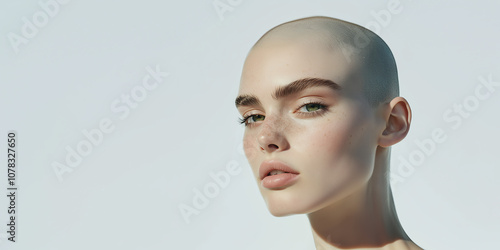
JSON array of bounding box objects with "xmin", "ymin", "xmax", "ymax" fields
[{"xmin": 378, "ymin": 97, "xmax": 412, "ymax": 147}]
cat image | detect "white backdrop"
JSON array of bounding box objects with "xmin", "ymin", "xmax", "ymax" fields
[{"xmin": 1, "ymin": 1, "xmax": 499, "ymax": 249}]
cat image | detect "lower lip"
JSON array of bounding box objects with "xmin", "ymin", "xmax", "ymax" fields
[{"xmin": 261, "ymin": 173, "xmax": 299, "ymax": 189}]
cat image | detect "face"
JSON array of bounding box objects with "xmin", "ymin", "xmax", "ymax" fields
[{"xmin": 236, "ymin": 36, "xmax": 385, "ymax": 216}]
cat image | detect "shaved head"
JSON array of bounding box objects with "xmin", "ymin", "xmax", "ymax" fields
[
  {"xmin": 235, "ymin": 16, "xmax": 418, "ymax": 249},
  {"xmin": 249, "ymin": 16, "xmax": 399, "ymax": 106}
]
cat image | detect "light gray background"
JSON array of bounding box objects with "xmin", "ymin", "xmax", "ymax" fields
[{"xmin": 1, "ymin": 1, "xmax": 499, "ymax": 249}]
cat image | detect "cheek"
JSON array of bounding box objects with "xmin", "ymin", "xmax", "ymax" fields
[
  {"xmin": 294, "ymin": 117, "xmax": 356, "ymax": 160},
  {"xmin": 323, "ymin": 122, "xmax": 374, "ymax": 163},
  {"xmin": 296, "ymin": 112, "xmax": 377, "ymax": 183},
  {"xmin": 242, "ymin": 133, "xmax": 259, "ymax": 164}
]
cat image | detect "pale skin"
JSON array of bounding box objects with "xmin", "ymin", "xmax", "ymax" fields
[{"xmin": 235, "ymin": 17, "xmax": 423, "ymax": 249}]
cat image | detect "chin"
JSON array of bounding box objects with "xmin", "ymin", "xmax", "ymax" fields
[
  {"xmin": 261, "ymin": 184, "xmax": 318, "ymax": 216},
  {"xmin": 265, "ymin": 196, "xmax": 315, "ymax": 217},
  {"xmin": 267, "ymin": 203, "xmax": 318, "ymax": 217},
  {"xmin": 268, "ymin": 207, "xmax": 294, "ymax": 217},
  {"xmin": 264, "ymin": 197, "xmax": 297, "ymax": 217}
]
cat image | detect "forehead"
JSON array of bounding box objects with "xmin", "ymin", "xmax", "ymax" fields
[{"xmin": 238, "ymin": 37, "xmax": 363, "ymax": 96}]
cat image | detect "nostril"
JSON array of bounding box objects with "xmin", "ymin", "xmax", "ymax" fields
[{"xmin": 260, "ymin": 144, "xmax": 278, "ymax": 151}]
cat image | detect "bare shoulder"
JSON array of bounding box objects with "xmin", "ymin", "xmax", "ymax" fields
[
  {"xmin": 386, "ymin": 239, "xmax": 424, "ymax": 250},
  {"xmin": 402, "ymin": 240, "xmax": 424, "ymax": 250}
]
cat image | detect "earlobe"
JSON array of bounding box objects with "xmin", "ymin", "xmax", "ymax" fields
[{"xmin": 378, "ymin": 97, "xmax": 412, "ymax": 147}]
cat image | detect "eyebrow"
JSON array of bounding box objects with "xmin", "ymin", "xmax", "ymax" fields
[{"xmin": 235, "ymin": 77, "xmax": 341, "ymax": 108}]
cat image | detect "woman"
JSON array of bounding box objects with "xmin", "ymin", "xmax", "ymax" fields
[{"xmin": 234, "ymin": 16, "xmax": 423, "ymax": 249}]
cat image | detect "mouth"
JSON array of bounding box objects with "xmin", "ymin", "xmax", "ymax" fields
[
  {"xmin": 259, "ymin": 160, "xmax": 300, "ymax": 189},
  {"xmin": 267, "ymin": 169, "xmax": 291, "ymax": 176}
]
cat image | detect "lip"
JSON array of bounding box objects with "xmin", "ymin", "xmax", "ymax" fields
[
  {"xmin": 259, "ymin": 160, "xmax": 300, "ymax": 189},
  {"xmin": 259, "ymin": 160, "xmax": 299, "ymax": 180}
]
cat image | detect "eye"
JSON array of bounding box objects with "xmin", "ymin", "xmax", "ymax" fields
[
  {"xmin": 237, "ymin": 101, "xmax": 328, "ymax": 127},
  {"xmin": 299, "ymin": 102, "xmax": 324, "ymax": 112},
  {"xmin": 297, "ymin": 101, "xmax": 328, "ymax": 115},
  {"xmin": 238, "ymin": 114, "xmax": 265, "ymax": 127}
]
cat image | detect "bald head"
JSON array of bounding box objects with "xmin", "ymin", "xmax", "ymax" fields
[{"xmin": 249, "ymin": 16, "xmax": 399, "ymax": 106}]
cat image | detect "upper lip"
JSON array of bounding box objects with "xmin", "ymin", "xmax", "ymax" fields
[{"xmin": 259, "ymin": 159, "xmax": 299, "ymax": 180}]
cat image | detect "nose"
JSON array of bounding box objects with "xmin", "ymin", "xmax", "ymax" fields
[{"xmin": 256, "ymin": 115, "xmax": 290, "ymax": 153}]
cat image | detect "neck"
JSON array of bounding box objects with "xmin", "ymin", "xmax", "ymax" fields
[{"xmin": 307, "ymin": 147, "xmax": 419, "ymax": 250}]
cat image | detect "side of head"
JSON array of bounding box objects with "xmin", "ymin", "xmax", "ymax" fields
[{"xmin": 235, "ymin": 16, "xmax": 411, "ymax": 216}]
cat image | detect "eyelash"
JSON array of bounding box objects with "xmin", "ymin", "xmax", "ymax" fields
[{"xmin": 238, "ymin": 101, "xmax": 329, "ymax": 127}]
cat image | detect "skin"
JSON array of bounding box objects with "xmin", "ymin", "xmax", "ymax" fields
[{"xmin": 235, "ymin": 17, "xmax": 422, "ymax": 249}]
